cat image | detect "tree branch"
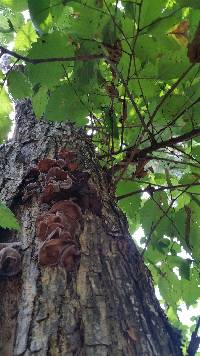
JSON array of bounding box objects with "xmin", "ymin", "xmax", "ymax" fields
[
  {"xmin": 147, "ymin": 63, "xmax": 195, "ymax": 128},
  {"xmin": 117, "ymin": 182, "xmax": 200, "ymax": 200},
  {"xmin": 107, "ymin": 59, "xmax": 156, "ymax": 144},
  {"xmin": 127, "ymin": 127, "xmax": 200, "ymax": 159},
  {"xmin": 187, "ymin": 317, "xmax": 200, "ymax": 356},
  {"xmin": 111, "ymin": 127, "xmax": 200, "ymax": 174},
  {"xmin": 0, "ymin": 45, "xmax": 105, "ymax": 64}
]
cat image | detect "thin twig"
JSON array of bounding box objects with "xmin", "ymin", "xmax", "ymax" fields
[
  {"xmin": 141, "ymin": 179, "xmax": 199, "ymax": 256},
  {"xmin": 147, "ymin": 63, "xmax": 195, "ymax": 127},
  {"xmin": 117, "ymin": 182, "xmax": 200, "ymax": 200},
  {"xmin": 0, "ymin": 45, "xmax": 105, "ymax": 64},
  {"xmin": 187, "ymin": 317, "xmax": 200, "ymax": 356}
]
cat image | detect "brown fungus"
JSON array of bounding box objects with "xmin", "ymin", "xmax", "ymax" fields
[
  {"xmin": 38, "ymin": 159, "xmax": 57, "ymax": 173},
  {"xmin": 40, "ymin": 182, "xmax": 60, "ymax": 203},
  {"xmin": 38, "ymin": 239, "xmax": 75, "ymax": 267},
  {"xmin": 58, "ymin": 149, "xmax": 77, "ymax": 163},
  {"xmin": 50, "ymin": 200, "xmax": 82, "ymax": 221},
  {"xmin": 59, "ymin": 243, "xmax": 80, "ymax": 271},
  {"xmin": 55, "ymin": 211, "xmax": 80, "ymax": 237},
  {"xmin": 0, "ymin": 247, "xmax": 21, "ymax": 277},
  {"xmin": 46, "ymin": 167, "xmax": 70, "ymax": 182}
]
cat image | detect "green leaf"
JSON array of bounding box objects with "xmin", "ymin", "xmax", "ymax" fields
[
  {"xmin": 0, "ymin": 88, "xmax": 12, "ymax": 142},
  {"xmin": 72, "ymin": 41, "xmax": 101, "ymax": 92},
  {"xmin": 129, "ymin": 62, "xmax": 159, "ymax": 98},
  {"xmin": 8, "ymin": 71, "xmax": 32, "ymax": 99},
  {"xmin": 0, "ymin": 116, "xmax": 12, "ymax": 143},
  {"xmin": 103, "ymin": 107, "xmax": 119, "ymax": 139},
  {"xmin": 158, "ymin": 270, "xmax": 181, "ymax": 307},
  {"xmin": 26, "ymin": 32, "xmax": 74, "ymax": 88},
  {"xmin": 49, "ymin": 0, "xmax": 73, "ymax": 30},
  {"xmin": 158, "ymin": 51, "xmax": 189, "ymax": 80},
  {"xmin": 28, "ymin": 0, "xmax": 52, "ymax": 34},
  {"xmin": 44, "ymin": 83, "xmax": 88, "ymax": 126},
  {"xmin": 117, "ymin": 181, "xmax": 141, "ymax": 232},
  {"xmin": 32, "ymin": 86, "xmax": 48, "ymax": 118},
  {"xmin": 161, "ymin": 95, "xmax": 187, "ymax": 121},
  {"xmin": 0, "ymin": 0, "xmax": 27, "ymax": 11},
  {"xmin": 75, "ymin": 2, "xmax": 108, "ymax": 39},
  {"xmin": 14, "ymin": 21, "xmax": 38, "ymax": 52},
  {"xmin": 0, "ymin": 202, "xmax": 20, "ymax": 231},
  {"xmin": 179, "ymin": 259, "xmax": 191, "ymax": 280},
  {"xmin": 177, "ymin": 0, "xmax": 200, "ymax": 8},
  {"xmin": 180, "ymin": 268, "xmax": 200, "ymax": 306},
  {"xmin": 140, "ymin": 0, "xmax": 167, "ymax": 28}
]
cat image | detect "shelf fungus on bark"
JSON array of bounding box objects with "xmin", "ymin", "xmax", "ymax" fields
[{"xmin": 0, "ymin": 246, "xmax": 21, "ymax": 277}]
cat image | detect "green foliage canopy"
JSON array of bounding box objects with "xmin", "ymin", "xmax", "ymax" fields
[{"xmin": 0, "ymin": 0, "xmax": 200, "ymax": 352}]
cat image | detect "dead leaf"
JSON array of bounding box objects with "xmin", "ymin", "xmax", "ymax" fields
[{"xmin": 169, "ymin": 20, "xmax": 189, "ymax": 47}]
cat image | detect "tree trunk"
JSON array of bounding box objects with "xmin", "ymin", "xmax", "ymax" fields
[{"xmin": 0, "ymin": 100, "xmax": 182, "ymax": 356}]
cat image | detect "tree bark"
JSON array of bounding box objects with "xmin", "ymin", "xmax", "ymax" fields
[{"xmin": 0, "ymin": 100, "xmax": 182, "ymax": 356}]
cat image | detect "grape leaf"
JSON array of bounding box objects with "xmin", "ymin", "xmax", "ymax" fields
[{"xmin": 0, "ymin": 202, "xmax": 20, "ymax": 231}]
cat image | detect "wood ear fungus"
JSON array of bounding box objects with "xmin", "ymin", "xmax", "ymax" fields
[
  {"xmin": 38, "ymin": 239, "xmax": 68, "ymax": 266},
  {"xmin": 58, "ymin": 149, "xmax": 77, "ymax": 163},
  {"xmin": 0, "ymin": 247, "xmax": 21, "ymax": 277},
  {"xmin": 46, "ymin": 167, "xmax": 70, "ymax": 182},
  {"xmin": 38, "ymin": 159, "xmax": 57, "ymax": 173},
  {"xmin": 59, "ymin": 244, "xmax": 80, "ymax": 271},
  {"xmin": 50, "ymin": 200, "xmax": 82, "ymax": 221},
  {"xmin": 38, "ymin": 239, "xmax": 79, "ymax": 269}
]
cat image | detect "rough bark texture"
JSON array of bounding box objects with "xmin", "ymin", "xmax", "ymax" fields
[{"xmin": 0, "ymin": 100, "xmax": 182, "ymax": 356}]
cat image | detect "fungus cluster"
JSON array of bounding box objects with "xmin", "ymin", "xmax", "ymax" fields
[{"xmin": 35, "ymin": 148, "xmax": 101, "ymax": 271}]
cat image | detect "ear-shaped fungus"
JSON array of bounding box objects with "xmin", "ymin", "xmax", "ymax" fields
[
  {"xmin": 36, "ymin": 213, "xmax": 59, "ymax": 240},
  {"xmin": 46, "ymin": 167, "xmax": 70, "ymax": 182},
  {"xmin": 59, "ymin": 244, "xmax": 80, "ymax": 271},
  {"xmin": 67, "ymin": 162, "xmax": 78, "ymax": 172},
  {"xmin": 37, "ymin": 211, "xmax": 78, "ymax": 241},
  {"xmin": 38, "ymin": 159, "xmax": 58, "ymax": 173},
  {"xmin": 50, "ymin": 200, "xmax": 82, "ymax": 221},
  {"xmin": 0, "ymin": 247, "xmax": 21, "ymax": 276},
  {"xmin": 40, "ymin": 177, "xmax": 73, "ymax": 203},
  {"xmin": 55, "ymin": 212, "xmax": 80, "ymax": 237},
  {"xmin": 38, "ymin": 239, "xmax": 63, "ymax": 266},
  {"xmin": 58, "ymin": 149, "xmax": 77, "ymax": 163},
  {"xmin": 38, "ymin": 239, "xmax": 77, "ymax": 267},
  {"xmin": 40, "ymin": 182, "xmax": 60, "ymax": 203}
]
